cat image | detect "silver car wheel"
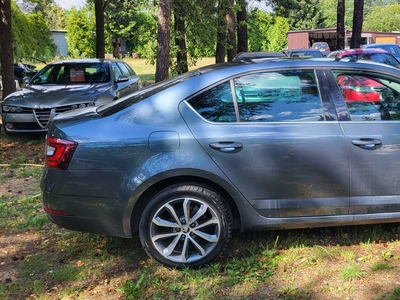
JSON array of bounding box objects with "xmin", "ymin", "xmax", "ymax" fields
[
  {"xmin": 150, "ymin": 196, "xmax": 221, "ymax": 263},
  {"xmin": 139, "ymin": 185, "xmax": 232, "ymax": 268}
]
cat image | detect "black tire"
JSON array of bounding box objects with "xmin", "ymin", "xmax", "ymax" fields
[{"xmin": 139, "ymin": 184, "xmax": 232, "ymax": 269}]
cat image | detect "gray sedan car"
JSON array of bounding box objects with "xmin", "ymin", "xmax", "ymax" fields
[
  {"xmin": 41, "ymin": 58, "xmax": 400, "ymax": 269},
  {"xmin": 1, "ymin": 58, "xmax": 142, "ymax": 134}
]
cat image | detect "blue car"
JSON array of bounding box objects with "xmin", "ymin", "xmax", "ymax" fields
[
  {"xmin": 41, "ymin": 57, "xmax": 400, "ymax": 268},
  {"xmin": 363, "ymin": 43, "xmax": 400, "ymax": 61}
]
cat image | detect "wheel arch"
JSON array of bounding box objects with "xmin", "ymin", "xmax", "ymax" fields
[{"xmin": 129, "ymin": 174, "xmax": 242, "ymax": 235}]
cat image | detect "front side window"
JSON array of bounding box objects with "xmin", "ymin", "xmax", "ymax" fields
[
  {"xmin": 335, "ymin": 71, "xmax": 400, "ymax": 121},
  {"xmin": 117, "ymin": 62, "xmax": 134, "ymax": 77},
  {"xmin": 189, "ymin": 70, "xmax": 324, "ymax": 122}
]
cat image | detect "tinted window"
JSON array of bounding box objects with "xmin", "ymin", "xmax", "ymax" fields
[
  {"xmin": 381, "ymin": 45, "xmax": 400, "ymax": 57},
  {"xmin": 112, "ymin": 63, "xmax": 123, "ymax": 79},
  {"xmin": 189, "ymin": 82, "xmax": 237, "ymax": 122},
  {"xmin": 32, "ymin": 63, "xmax": 110, "ymax": 84},
  {"xmin": 290, "ymin": 51, "xmax": 323, "ymax": 58},
  {"xmin": 335, "ymin": 72, "xmax": 400, "ymax": 121},
  {"xmin": 189, "ymin": 70, "xmax": 324, "ymax": 122},
  {"xmin": 117, "ymin": 62, "xmax": 134, "ymax": 77}
]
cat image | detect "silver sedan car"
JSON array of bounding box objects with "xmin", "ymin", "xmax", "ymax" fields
[
  {"xmin": 41, "ymin": 57, "xmax": 400, "ymax": 269},
  {"xmin": 1, "ymin": 58, "xmax": 142, "ymax": 134}
]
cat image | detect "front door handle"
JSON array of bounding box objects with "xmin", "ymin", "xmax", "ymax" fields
[
  {"xmin": 351, "ymin": 138, "xmax": 382, "ymax": 150},
  {"xmin": 209, "ymin": 141, "xmax": 243, "ymax": 152}
]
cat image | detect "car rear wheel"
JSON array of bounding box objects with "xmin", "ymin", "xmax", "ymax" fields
[{"xmin": 139, "ymin": 184, "xmax": 232, "ymax": 269}]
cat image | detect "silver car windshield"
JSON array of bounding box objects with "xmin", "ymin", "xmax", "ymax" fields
[{"xmin": 31, "ymin": 63, "xmax": 110, "ymax": 84}]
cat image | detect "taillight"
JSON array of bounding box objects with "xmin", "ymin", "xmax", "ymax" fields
[{"xmin": 45, "ymin": 137, "xmax": 78, "ymax": 170}]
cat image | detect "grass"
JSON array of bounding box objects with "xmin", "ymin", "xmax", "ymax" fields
[
  {"xmin": 1, "ymin": 67, "xmax": 400, "ymax": 299},
  {"xmin": 1, "ymin": 173, "xmax": 400, "ymax": 299}
]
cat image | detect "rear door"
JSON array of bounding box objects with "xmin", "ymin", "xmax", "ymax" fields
[
  {"xmin": 330, "ymin": 69, "xmax": 400, "ymax": 214},
  {"xmin": 180, "ymin": 68, "xmax": 350, "ymax": 218}
]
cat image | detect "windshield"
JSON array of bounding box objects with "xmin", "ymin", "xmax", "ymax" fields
[{"xmin": 31, "ymin": 62, "xmax": 110, "ymax": 84}]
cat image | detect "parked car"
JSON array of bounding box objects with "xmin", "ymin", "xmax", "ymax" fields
[
  {"xmin": 363, "ymin": 43, "xmax": 400, "ymax": 61},
  {"xmin": 14, "ymin": 62, "xmax": 38, "ymax": 84},
  {"xmin": 311, "ymin": 42, "xmax": 330, "ymax": 56},
  {"xmin": 284, "ymin": 49, "xmax": 324, "ymax": 58},
  {"xmin": 232, "ymin": 51, "xmax": 286, "ymax": 61},
  {"xmin": 41, "ymin": 58, "xmax": 400, "ymax": 269},
  {"xmin": 1, "ymin": 58, "xmax": 142, "ymax": 134},
  {"xmin": 327, "ymin": 48, "xmax": 400, "ymax": 68}
]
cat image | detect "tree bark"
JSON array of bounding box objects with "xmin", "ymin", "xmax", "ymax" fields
[
  {"xmin": 155, "ymin": 0, "xmax": 171, "ymax": 82},
  {"xmin": 350, "ymin": 0, "xmax": 364, "ymax": 48},
  {"xmin": 215, "ymin": 1, "xmax": 226, "ymax": 63},
  {"xmin": 236, "ymin": 0, "xmax": 248, "ymax": 54},
  {"xmin": 95, "ymin": 0, "xmax": 105, "ymax": 59},
  {"xmin": 336, "ymin": 0, "xmax": 345, "ymax": 50},
  {"xmin": 226, "ymin": 0, "xmax": 236, "ymax": 61},
  {"xmin": 0, "ymin": 0, "xmax": 15, "ymax": 100},
  {"xmin": 174, "ymin": 6, "xmax": 188, "ymax": 74}
]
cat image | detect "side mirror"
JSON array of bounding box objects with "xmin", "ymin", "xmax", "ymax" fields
[
  {"xmin": 23, "ymin": 76, "xmax": 31, "ymax": 84},
  {"xmin": 116, "ymin": 75, "xmax": 129, "ymax": 83}
]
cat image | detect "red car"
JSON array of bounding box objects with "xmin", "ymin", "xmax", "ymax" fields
[
  {"xmin": 337, "ymin": 75, "xmax": 384, "ymax": 102},
  {"xmin": 327, "ymin": 48, "xmax": 400, "ymax": 68}
]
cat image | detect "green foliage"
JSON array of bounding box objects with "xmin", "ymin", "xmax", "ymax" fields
[
  {"xmin": 105, "ymin": 0, "xmax": 152, "ymax": 57},
  {"xmin": 267, "ymin": 16, "xmax": 289, "ymax": 51},
  {"xmin": 319, "ymin": 0, "xmax": 354, "ymax": 29},
  {"xmin": 66, "ymin": 6, "xmax": 96, "ymax": 57},
  {"xmin": 45, "ymin": 2, "xmax": 67, "ymax": 29},
  {"xmin": 382, "ymin": 287, "xmax": 400, "ymax": 300},
  {"xmin": 285, "ymin": 0, "xmax": 324, "ymax": 30},
  {"xmin": 117, "ymin": 274, "xmax": 148, "ymax": 299},
  {"xmin": 248, "ymin": 9, "xmax": 273, "ymax": 52},
  {"xmin": 11, "ymin": 1, "xmax": 56, "ymax": 61},
  {"xmin": 364, "ymin": 3, "xmax": 400, "ymax": 32},
  {"xmin": 341, "ymin": 262, "xmax": 364, "ymax": 280},
  {"xmin": 371, "ymin": 261, "xmax": 394, "ymax": 271},
  {"xmin": 179, "ymin": 0, "xmax": 217, "ymax": 58}
]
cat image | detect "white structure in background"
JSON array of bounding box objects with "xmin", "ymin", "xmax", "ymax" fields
[{"xmin": 51, "ymin": 30, "xmax": 68, "ymax": 57}]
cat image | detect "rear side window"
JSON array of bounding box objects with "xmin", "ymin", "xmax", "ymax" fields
[
  {"xmin": 189, "ymin": 70, "xmax": 324, "ymax": 122},
  {"xmin": 335, "ymin": 72, "xmax": 400, "ymax": 121}
]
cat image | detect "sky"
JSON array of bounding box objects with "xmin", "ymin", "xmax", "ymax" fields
[{"xmin": 55, "ymin": 0, "xmax": 86, "ymax": 10}]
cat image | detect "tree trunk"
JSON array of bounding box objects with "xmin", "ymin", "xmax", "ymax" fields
[
  {"xmin": 95, "ymin": 0, "xmax": 105, "ymax": 59},
  {"xmin": 0, "ymin": 0, "xmax": 15, "ymax": 100},
  {"xmin": 226, "ymin": 0, "xmax": 236, "ymax": 61},
  {"xmin": 236, "ymin": 0, "xmax": 248, "ymax": 54},
  {"xmin": 215, "ymin": 1, "xmax": 226, "ymax": 63},
  {"xmin": 336, "ymin": 0, "xmax": 345, "ymax": 50},
  {"xmin": 174, "ymin": 9, "xmax": 188, "ymax": 74},
  {"xmin": 155, "ymin": 0, "xmax": 171, "ymax": 82},
  {"xmin": 350, "ymin": 0, "xmax": 364, "ymax": 48}
]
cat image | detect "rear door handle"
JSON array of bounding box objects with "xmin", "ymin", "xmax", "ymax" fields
[
  {"xmin": 209, "ymin": 142, "xmax": 243, "ymax": 152},
  {"xmin": 351, "ymin": 138, "xmax": 382, "ymax": 150}
]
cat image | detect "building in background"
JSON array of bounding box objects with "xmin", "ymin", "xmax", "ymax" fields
[
  {"xmin": 50, "ymin": 30, "xmax": 68, "ymax": 57},
  {"xmin": 287, "ymin": 28, "xmax": 400, "ymax": 51}
]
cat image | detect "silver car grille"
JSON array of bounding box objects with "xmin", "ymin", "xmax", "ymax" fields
[{"xmin": 33, "ymin": 106, "xmax": 72, "ymax": 128}]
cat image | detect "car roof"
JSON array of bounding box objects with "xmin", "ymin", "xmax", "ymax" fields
[
  {"xmin": 289, "ymin": 49, "xmax": 322, "ymax": 52},
  {"xmin": 332, "ymin": 48, "xmax": 389, "ymax": 54},
  {"xmin": 232, "ymin": 51, "xmax": 286, "ymax": 61},
  {"xmin": 201, "ymin": 56, "xmax": 400, "ymax": 72},
  {"xmin": 47, "ymin": 58, "xmax": 123, "ymax": 65},
  {"xmin": 364, "ymin": 43, "xmax": 398, "ymax": 46}
]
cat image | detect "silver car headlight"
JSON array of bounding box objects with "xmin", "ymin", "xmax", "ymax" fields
[{"xmin": 2, "ymin": 105, "xmax": 22, "ymax": 113}]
